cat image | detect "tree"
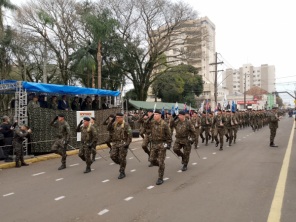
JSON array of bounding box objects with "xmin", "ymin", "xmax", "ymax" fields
[
  {"xmin": 152, "ymin": 64, "xmax": 203, "ymax": 105},
  {"xmin": 15, "ymin": 0, "xmax": 83, "ymax": 84},
  {"xmin": 99, "ymin": 0, "xmax": 198, "ymax": 100}
]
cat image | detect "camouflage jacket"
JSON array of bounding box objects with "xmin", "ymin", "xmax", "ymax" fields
[
  {"xmin": 77, "ymin": 124, "xmax": 98, "ymax": 145},
  {"xmin": 151, "ymin": 119, "xmax": 172, "ymax": 145},
  {"xmin": 107, "ymin": 120, "xmax": 132, "ymax": 145},
  {"xmin": 50, "ymin": 120, "xmax": 71, "ymax": 142},
  {"xmin": 171, "ymin": 118, "xmax": 195, "ymax": 140}
]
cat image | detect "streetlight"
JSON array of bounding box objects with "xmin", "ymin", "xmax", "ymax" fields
[{"xmin": 244, "ymin": 72, "xmax": 250, "ymax": 109}]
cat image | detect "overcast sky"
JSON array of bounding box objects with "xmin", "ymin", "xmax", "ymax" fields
[{"xmin": 12, "ymin": 0, "xmax": 296, "ymax": 104}]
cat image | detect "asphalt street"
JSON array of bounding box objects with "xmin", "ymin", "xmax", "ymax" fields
[{"xmin": 0, "ymin": 116, "xmax": 295, "ymax": 222}]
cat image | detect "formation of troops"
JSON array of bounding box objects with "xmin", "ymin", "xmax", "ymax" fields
[{"xmin": 3, "ymin": 106, "xmax": 281, "ymax": 186}]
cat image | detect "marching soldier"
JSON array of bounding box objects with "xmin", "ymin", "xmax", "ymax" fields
[
  {"xmin": 13, "ymin": 124, "xmax": 32, "ymax": 167},
  {"xmin": 90, "ymin": 117, "xmax": 98, "ymax": 161},
  {"xmin": 171, "ymin": 111, "xmax": 196, "ymax": 171},
  {"xmin": 232, "ymin": 110, "xmax": 239, "ymax": 144},
  {"xmin": 50, "ymin": 114, "xmax": 71, "ymax": 170},
  {"xmin": 190, "ymin": 111, "xmax": 201, "ymax": 149},
  {"xmin": 107, "ymin": 113, "xmax": 132, "ymax": 179},
  {"xmin": 138, "ymin": 110, "xmax": 154, "ymax": 165},
  {"xmin": 224, "ymin": 110, "xmax": 233, "ymax": 146},
  {"xmin": 150, "ymin": 110, "xmax": 172, "ymax": 185},
  {"xmin": 212, "ymin": 109, "xmax": 225, "ymax": 150},
  {"xmin": 200, "ymin": 111, "xmax": 211, "ymax": 146},
  {"xmin": 76, "ymin": 117, "xmax": 98, "ymax": 173},
  {"xmin": 269, "ymin": 107, "xmax": 280, "ymax": 147},
  {"xmin": 103, "ymin": 114, "xmax": 115, "ymax": 151}
]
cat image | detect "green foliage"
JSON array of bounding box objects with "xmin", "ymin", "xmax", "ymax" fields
[{"xmin": 152, "ymin": 64, "xmax": 203, "ymax": 106}]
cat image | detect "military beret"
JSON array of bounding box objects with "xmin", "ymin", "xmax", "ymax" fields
[
  {"xmin": 185, "ymin": 110, "xmax": 189, "ymax": 114},
  {"xmin": 226, "ymin": 110, "xmax": 230, "ymax": 113},
  {"xmin": 154, "ymin": 110, "xmax": 162, "ymax": 114},
  {"xmin": 116, "ymin": 112, "xmax": 124, "ymax": 116},
  {"xmin": 178, "ymin": 111, "xmax": 185, "ymax": 115},
  {"xmin": 109, "ymin": 114, "xmax": 115, "ymax": 118},
  {"xmin": 147, "ymin": 109, "xmax": 153, "ymax": 113},
  {"xmin": 83, "ymin": 116, "xmax": 91, "ymax": 121},
  {"xmin": 202, "ymin": 111, "xmax": 206, "ymax": 114},
  {"xmin": 58, "ymin": 114, "xmax": 65, "ymax": 117}
]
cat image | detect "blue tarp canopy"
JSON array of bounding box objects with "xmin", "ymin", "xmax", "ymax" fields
[{"xmin": 0, "ymin": 80, "xmax": 121, "ymax": 97}]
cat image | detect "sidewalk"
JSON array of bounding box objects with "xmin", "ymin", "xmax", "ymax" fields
[{"xmin": 0, "ymin": 137, "xmax": 143, "ymax": 170}]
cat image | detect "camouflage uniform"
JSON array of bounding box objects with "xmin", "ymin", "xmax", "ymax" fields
[
  {"xmin": 190, "ymin": 115, "xmax": 201, "ymax": 149},
  {"xmin": 171, "ymin": 117, "xmax": 196, "ymax": 169},
  {"xmin": 103, "ymin": 116, "xmax": 115, "ymax": 149},
  {"xmin": 212, "ymin": 114, "xmax": 225, "ymax": 150},
  {"xmin": 107, "ymin": 119, "xmax": 132, "ymax": 176},
  {"xmin": 200, "ymin": 113, "xmax": 211, "ymax": 145},
  {"xmin": 232, "ymin": 112, "xmax": 239, "ymax": 144},
  {"xmin": 50, "ymin": 118, "xmax": 71, "ymax": 169},
  {"xmin": 224, "ymin": 112, "xmax": 233, "ymax": 146},
  {"xmin": 76, "ymin": 122, "xmax": 97, "ymax": 173},
  {"xmin": 138, "ymin": 114, "xmax": 154, "ymax": 158},
  {"xmin": 269, "ymin": 109, "xmax": 279, "ymax": 146},
  {"xmin": 150, "ymin": 119, "xmax": 171, "ymax": 180},
  {"xmin": 12, "ymin": 126, "xmax": 30, "ymax": 167}
]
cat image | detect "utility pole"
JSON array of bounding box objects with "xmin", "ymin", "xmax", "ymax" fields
[{"xmin": 210, "ymin": 52, "xmax": 223, "ymax": 106}]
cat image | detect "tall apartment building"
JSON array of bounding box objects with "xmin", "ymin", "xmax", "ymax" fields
[
  {"xmin": 222, "ymin": 64, "xmax": 275, "ymax": 94},
  {"xmin": 147, "ymin": 17, "xmax": 216, "ymax": 104}
]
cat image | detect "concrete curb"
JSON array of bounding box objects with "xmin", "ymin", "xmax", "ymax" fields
[{"xmin": 0, "ymin": 137, "xmax": 143, "ymax": 170}]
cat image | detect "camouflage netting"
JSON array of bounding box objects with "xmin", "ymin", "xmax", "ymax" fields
[{"xmin": 1, "ymin": 107, "xmax": 121, "ymax": 153}]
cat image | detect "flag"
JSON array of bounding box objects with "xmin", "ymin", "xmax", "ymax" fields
[
  {"xmin": 171, "ymin": 105, "xmax": 175, "ymax": 115},
  {"xmin": 199, "ymin": 100, "xmax": 204, "ymax": 113},
  {"xmin": 223, "ymin": 94, "xmax": 228, "ymax": 108},
  {"xmin": 231, "ymin": 100, "xmax": 235, "ymax": 112},
  {"xmin": 174, "ymin": 102, "xmax": 179, "ymax": 115},
  {"xmin": 161, "ymin": 106, "xmax": 165, "ymax": 118},
  {"xmin": 153, "ymin": 103, "xmax": 157, "ymax": 113}
]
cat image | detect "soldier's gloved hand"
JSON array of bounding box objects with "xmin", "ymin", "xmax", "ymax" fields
[
  {"xmin": 189, "ymin": 139, "xmax": 194, "ymax": 145},
  {"xmin": 54, "ymin": 115, "xmax": 58, "ymax": 121},
  {"xmin": 79, "ymin": 120, "xmax": 83, "ymax": 125},
  {"xmin": 174, "ymin": 116, "xmax": 179, "ymax": 121},
  {"xmin": 123, "ymin": 143, "xmax": 129, "ymax": 149},
  {"xmin": 87, "ymin": 143, "xmax": 93, "ymax": 149}
]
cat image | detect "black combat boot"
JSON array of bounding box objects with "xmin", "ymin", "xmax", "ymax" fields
[
  {"xmin": 219, "ymin": 146, "xmax": 223, "ymax": 151},
  {"xmin": 215, "ymin": 140, "xmax": 219, "ymax": 147},
  {"xmin": 156, "ymin": 178, "xmax": 164, "ymax": 185},
  {"xmin": 148, "ymin": 162, "xmax": 154, "ymax": 167},
  {"xmin": 21, "ymin": 162, "xmax": 29, "ymax": 166},
  {"xmin": 118, "ymin": 171, "xmax": 126, "ymax": 179},
  {"xmin": 92, "ymin": 155, "xmax": 96, "ymax": 162},
  {"xmin": 270, "ymin": 142, "xmax": 278, "ymax": 147},
  {"xmin": 84, "ymin": 166, "xmax": 91, "ymax": 173},
  {"xmin": 181, "ymin": 164, "xmax": 188, "ymax": 171},
  {"xmin": 58, "ymin": 164, "xmax": 66, "ymax": 170},
  {"xmin": 15, "ymin": 161, "xmax": 21, "ymax": 168}
]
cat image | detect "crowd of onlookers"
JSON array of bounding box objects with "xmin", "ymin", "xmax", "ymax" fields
[{"xmin": 23, "ymin": 94, "xmax": 110, "ymax": 111}]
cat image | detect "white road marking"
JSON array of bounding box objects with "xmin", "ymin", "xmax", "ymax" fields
[
  {"xmin": 55, "ymin": 178, "xmax": 63, "ymax": 181},
  {"xmin": 130, "ymin": 169, "xmax": 136, "ymax": 172},
  {"xmin": 3, "ymin": 192, "xmax": 14, "ymax": 197},
  {"xmin": 192, "ymin": 163, "xmax": 197, "ymax": 165},
  {"xmin": 54, "ymin": 196, "xmax": 65, "ymax": 201},
  {"xmin": 166, "ymin": 156, "xmax": 170, "ymax": 159},
  {"xmin": 102, "ymin": 179, "xmax": 109, "ymax": 183},
  {"xmin": 202, "ymin": 157, "xmax": 207, "ymax": 160},
  {"xmin": 267, "ymin": 122, "xmax": 295, "ymax": 222},
  {"xmin": 32, "ymin": 172, "xmax": 45, "ymax": 176},
  {"xmin": 131, "ymin": 148, "xmax": 137, "ymax": 151},
  {"xmin": 124, "ymin": 196, "xmax": 134, "ymax": 201},
  {"xmin": 109, "ymin": 162, "xmax": 115, "ymax": 165},
  {"xmin": 177, "ymin": 170, "xmax": 182, "ymax": 173},
  {"xmin": 98, "ymin": 209, "xmax": 109, "ymax": 216},
  {"xmin": 69, "ymin": 163, "xmax": 79, "ymax": 167},
  {"xmin": 129, "ymin": 157, "xmax": 134, "ymax": 159},
  {"xmin": 197, "ymin": 146, "xmax": 200, "ymax": 148},
  {"xmin": 163, "ymin": 178, "xmax": 169, "ymax": 181},
  {"xmin": 95, "ymin": 157, "xmax": 101, "ymax": 160},
  {"xmin": 147, "ymin": 186, "xmax": 154, "ymax": 189},
  {"xmin": 212, "ymin": 152, "xmax": 216, "ymax": 155}
]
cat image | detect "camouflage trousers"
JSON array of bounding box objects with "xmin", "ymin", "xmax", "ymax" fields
[
  {"xmin": 194, "ymin": 128, "xmax": 200, "ymax": 148},
  {"xmin": 149, "ymin": 142, "xmax": 167, "ymax": 179},
  {"xmin": 141, "ymin": 135, "xmax": 151, "ymax": 156},
  {"xmin": 51, "ymin": 138, "xmax": 67, "ymax": 164},
  {"xmin": 225, "ymin": 127, "xmax": 233, "ymax": 145},
  {"xmin": 233, "ymin": 126, "xmax": 239, "ymax": 141},
  {"xmin": 92, "ymin": 145, "xmax": 97, "ymax": 158},
  {"xmin": 270, "ymin": 127, "xmax": 277, "ymax": 143},
  {"xmin": 110, "ymin": 143, "xmax": 128, "ymax": 173},
  {"xmin": 13, "ymin": 141, "xmax": 25, "ymax": 163},
  {"xmin": 200, "ymin": 127, "xmax": 210, "ymax": 144},
  {"xmin": 214, "ymin": 127, "xmax": 225, "ymax": 147},
  {"xmin": 173, "ymin": 139, "xmax": 191, "ymax": 165},
  {"xmin": 79, "ymin": 145, "xmax": 93, "ymax": 166}
]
